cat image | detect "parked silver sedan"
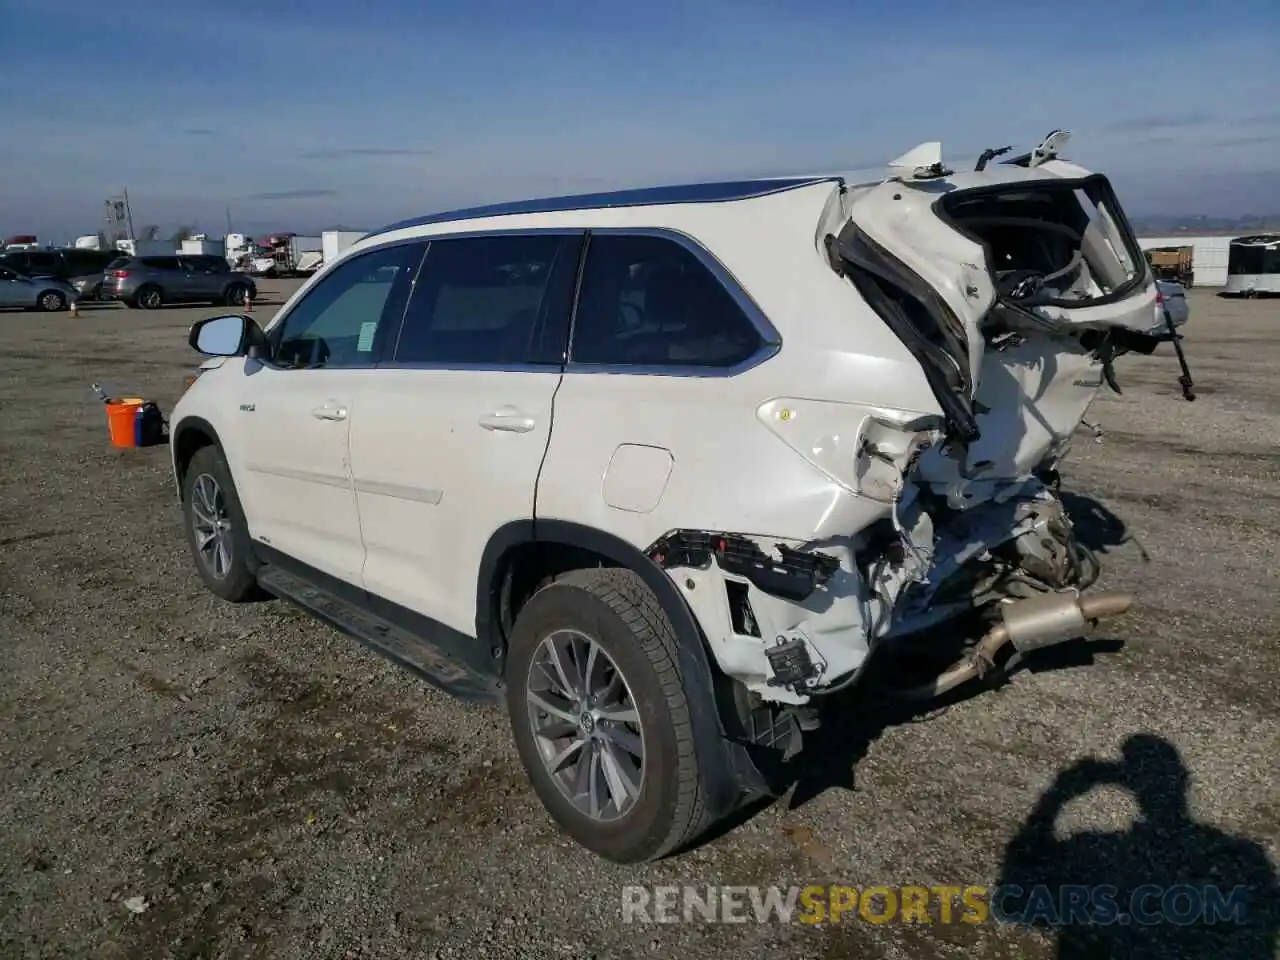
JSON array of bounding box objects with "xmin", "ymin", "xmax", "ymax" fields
[{"xmin": 0, "ymin": 263, "xmax": 78, "ymax": 311}]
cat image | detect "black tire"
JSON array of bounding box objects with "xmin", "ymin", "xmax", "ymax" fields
[
  {"xmin": 223, "ymin": 283, "xmax": 249, "ymax": 308},
  {"xmin": 134, "ymin": 285, "xmax": 163, "ymax": 310},
  {"xmin": 181, "ymin": 445, "xmax": 261, "ymax": 602},
  {"xmin": 36, "ymin": 289, "xmax": 67, "ymax": 312},
  {"xmin": 506, "ymin": 568, "xmax": 719, "ymax": 863}
]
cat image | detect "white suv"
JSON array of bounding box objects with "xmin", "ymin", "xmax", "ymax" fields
[{"xmin": 171, "ymin": 135, "xmax": 1165, "ymax": 863}]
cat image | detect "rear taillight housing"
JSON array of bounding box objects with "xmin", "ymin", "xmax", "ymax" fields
[
  {"xmin": 111, "ymin": 269, "xmax": 130, "ymax": 278},
  {"xmin": 1155, "ymin": 288, "xmax": 1164, "ymax": 304}
]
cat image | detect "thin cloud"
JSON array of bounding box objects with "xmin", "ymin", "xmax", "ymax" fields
[
  {"xmin": 181, "ymin": 127, "xmax": 217, "ymax": 136},
  {"xmin": 299, "ymin": 147, "xmax": 433, "ymax": 160},
  {"xmin": 246, "ymin": 188, "xmax": 338, "ymax": 201},
  {"xmin": 1210, "ymin": 134, "xmax": 1279, "ymax": 148},
  {"xmin": 1103, "ymin": 113, "xmax": 1215, "ymax": 133}
]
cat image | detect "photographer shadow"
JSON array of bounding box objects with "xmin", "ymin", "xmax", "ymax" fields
[
  {"xmin": 1059, "ymin": 490, "xmax": 1137, "ymax": 557},
  {"xmin": 997, "ymin": 734, "xmax": 1279, "ymax": 958}
]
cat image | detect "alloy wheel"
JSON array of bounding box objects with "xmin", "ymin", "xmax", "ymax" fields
[
  {"xmin": 526, "ymin": 628, "xmax": 645, "ymax": 822},
  {"xmin": 190, "ymin": 473, "xmax": 233, "ymax": 579}
]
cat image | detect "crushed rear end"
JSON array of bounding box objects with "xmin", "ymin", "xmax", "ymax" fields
[
  {"xmin": 818, "ymin": 138, "xmax": 1172, "ymax": 692},
  {"xmin": 680, "ymin": 137, "xmax": 1188, "ymax": 722}
]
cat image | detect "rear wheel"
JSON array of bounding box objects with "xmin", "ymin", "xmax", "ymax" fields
[
  {"xmin": 181, "ymin": 446, "xmax": 261, "ymax": 602},
  {"xmin": 223, "ymin": 282, "xmax": 249, "ymax": 307},
  {"xmin": 506, "ymin": 568, "xmax": 719, "ymax": 863},
  {"xmin": 135, "ymin": 285, "xmax": 163, "ymax": 310},
  {"xmin": 37, "ymin": 290, "xmax": 67, "ymax": 312}
]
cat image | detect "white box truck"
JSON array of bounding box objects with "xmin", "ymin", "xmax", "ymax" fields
[{"xmin": 322, "ymin": 230, "xmax": 365, "ymax": 265}]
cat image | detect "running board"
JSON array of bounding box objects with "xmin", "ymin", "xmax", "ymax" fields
[{"xmin": 256, "ymin": 564, "xmax": 503, "ymax": 703}]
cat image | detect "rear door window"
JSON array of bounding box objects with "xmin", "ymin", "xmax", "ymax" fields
[
  {"xmin": 20, "ymin": 252, "xmax": 60, "ymax": 276},
  {"xmin": 569, "ymin": 234, "xmax": 764, "ymax": 368},
  {"xmin": 65, "ymin": 251, "xmax": 107, "ymax": 275},
  {"xmin": 180, "ymin": 255, "xmax": 226, "ymax": 273},
  {"xmin": 141, "ymin": 256, "xmax": 181, "ymax": 271},
  {"xmin": 393, "ymin": 233, "xmax": 581, "ymax": 366}
]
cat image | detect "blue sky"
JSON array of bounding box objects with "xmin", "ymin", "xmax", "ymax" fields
[{"xmin": 1, "ymin": 0, "xmax": 1276, "ymax": 238}]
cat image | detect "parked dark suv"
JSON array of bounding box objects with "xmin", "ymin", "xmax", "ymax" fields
[
  {"xmin": 0, "ymin": 248, "xmax": 122, "ymax": 300},
  {"xmin": 100, "ymin": 255, "xmax": 257, "ymax": 310}
]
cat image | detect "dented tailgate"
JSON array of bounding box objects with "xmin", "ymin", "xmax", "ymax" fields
[{"xmin": 833, "ymin": 155, "xmax": 1157, "ymax": 492}]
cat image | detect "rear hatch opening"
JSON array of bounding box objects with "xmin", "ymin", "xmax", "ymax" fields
[{"xmin": 934, "ymin": 174, "xmax": 1148, "ymax": 311}]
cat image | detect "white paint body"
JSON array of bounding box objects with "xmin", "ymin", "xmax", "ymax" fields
[{"xmin": 174, "ymin": 156, "xmax": 1157, "ymax": 705}]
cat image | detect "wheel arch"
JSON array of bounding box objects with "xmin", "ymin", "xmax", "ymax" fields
[
  {"xmin": 172, "ymin": 415, "xmax": 224, "ymax": 498},
  {"xmin": 478, "ymin": 520, "xmax": 733, "ymax": 742}
]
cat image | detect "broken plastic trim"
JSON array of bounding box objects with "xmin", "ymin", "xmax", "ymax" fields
[
  {"xmin": 647, "ymin": 530, "xmax": 839, "ymax": 604},
  {"xmin": 827, "ymin": 229, "xmax": 980, "ymax": 444}
]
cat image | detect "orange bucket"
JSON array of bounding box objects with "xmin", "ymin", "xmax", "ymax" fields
[{"xmin": 106, "ymin": 398, "xmax": 144, "ymax": 448}]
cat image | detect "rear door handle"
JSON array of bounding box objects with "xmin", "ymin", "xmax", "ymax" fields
[
  {"xmin": 311, "ymin": 404, "xmax": 348, "ymax": 421},
  {"xmin": 479, "ymin": 408, "xmax": 536, "ymax": 433}
]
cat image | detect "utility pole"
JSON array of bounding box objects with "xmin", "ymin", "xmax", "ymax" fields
[
  {"xmin": 105, "ymin": 190, "xmax": 136, "ymax": 245},
  {"xmin": 225, "ymin": 205, "xmax": 233, "ymax": 237},
  {"xmin": 122, "ymin": 188, "xmax": 136, "ymax": 243}
]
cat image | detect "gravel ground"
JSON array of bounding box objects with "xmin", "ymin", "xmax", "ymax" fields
[{"xmin": 1, "ymin": 286, "xmax": 1276, "ymax": 959}]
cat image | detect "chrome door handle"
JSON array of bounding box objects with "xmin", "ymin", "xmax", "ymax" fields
[
  {"xmin": 479, "ymin": 409, "xmax": 536, "ymax": 433},
  {"xmin": 311, "ymin": 405, "xmax": 348, "ymax": 421}
]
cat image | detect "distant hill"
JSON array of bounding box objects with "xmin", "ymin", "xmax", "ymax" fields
[{"xmin": 1129, "ymin": 213, "xmax": 1280, "ymax": 236}]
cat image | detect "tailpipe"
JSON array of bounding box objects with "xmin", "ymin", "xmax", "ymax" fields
[{"xmin": 893, "ymin": 590, "xmax": 1134, "ymax": 702}]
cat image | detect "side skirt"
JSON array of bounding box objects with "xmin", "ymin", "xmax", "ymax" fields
[{"xmin": 254, "ymin": 543, "xmax": 503, "ymax": 704}]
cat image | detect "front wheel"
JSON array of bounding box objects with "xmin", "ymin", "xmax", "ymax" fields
[
  {"xmin": 181, "ymin": 446, "xmax": 261, "ymax": 602},
  {"xmin": 37, "ymin": 290, "xmax": 67, "ymax": 312},
  {"xmin": 506, "ymin": 568, "xmax": 719, "ymax": 864}
]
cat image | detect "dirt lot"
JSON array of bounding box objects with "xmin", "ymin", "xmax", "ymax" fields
[{"xmin": 1, "ymin": 286, "xmax": 1277, "ymax": 959}]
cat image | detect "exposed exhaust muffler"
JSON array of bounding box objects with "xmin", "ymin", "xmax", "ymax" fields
[{"xmin": 894, "ymin": 590, "xmax": 1134, "ymax": 701}]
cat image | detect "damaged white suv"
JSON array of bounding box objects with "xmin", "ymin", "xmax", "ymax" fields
[{"xmin": 171, "ymin": 132, "xmax": 1172, "ymax": 863}]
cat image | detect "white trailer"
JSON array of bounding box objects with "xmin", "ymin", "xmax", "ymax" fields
[
  {"xmin": 181, "ymin": 238, "xmax": 226, "ymax": 257},
  {"xmin": 322, "ymin": 230, "xmax": 365, "ymax": 265},
  {"xmin": 115, "ymin": 238, "xmax": 175, "ymax": 257}
]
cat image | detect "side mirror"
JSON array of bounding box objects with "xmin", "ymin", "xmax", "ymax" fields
[{"xmin": 188, "ymin": 314, "xmax": 264, "ymax": 357}]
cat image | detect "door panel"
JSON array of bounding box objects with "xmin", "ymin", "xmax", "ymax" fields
[
  {"xmin": 232, "ymin": 364, "xmax": 367, "ymax": 584},
  {"xmin": 0, "ymin": 269, "xmax": 30, "ymax": 307},
  {"xmin": 350, "ymin": 232, "xmax": 580, "ymax": 636},
  {"xmin": 350, "ymin": 368, "xmax": 562, "ymax": 635},
  {"xmin": 179, "ymin": 257, "xmax": 218, "ymax": 299},
  {"xmin": 232, "ymin": 240, "xmax": 426, "ymax": 585}
]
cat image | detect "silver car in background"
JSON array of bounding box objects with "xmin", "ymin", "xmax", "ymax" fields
[{"xmin": 0, "ymin": 263, "xmax": 77, "ymax": 311}]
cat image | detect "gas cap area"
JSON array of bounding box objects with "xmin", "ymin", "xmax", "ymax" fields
[{"xmin": 602, "ymin": 443, "xmax": 674, "ymax": 514}]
